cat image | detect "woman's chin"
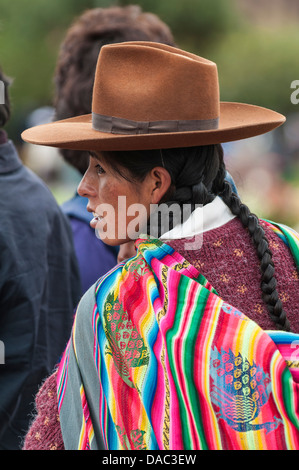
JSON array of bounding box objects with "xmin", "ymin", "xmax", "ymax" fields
[{"xmin": 94, "ymin": 227, "xmax": 130, "ymax": 246}]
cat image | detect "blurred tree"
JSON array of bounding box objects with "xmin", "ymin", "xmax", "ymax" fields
[
  {"xmin": 1, "ymin": 0, "xmax": 95, "ymax": 140},
  {"xmin": 210, "ymin": 27, "xmax": 299, "ymax": 115},
  {"xmin": 117, "ymin": 0, "xmax": 239, "ymax": 49}
]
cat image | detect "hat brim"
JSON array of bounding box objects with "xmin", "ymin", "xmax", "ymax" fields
[{"xmin": 21, "ymin": 102, "xmax": 285, "ymax": 152}]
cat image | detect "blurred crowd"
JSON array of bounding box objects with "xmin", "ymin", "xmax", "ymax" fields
[{"xmin": 224, "ymin": 118, "xmax": 299, "ymax": 231}]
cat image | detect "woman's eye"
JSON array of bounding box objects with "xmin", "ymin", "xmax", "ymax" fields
[{"xmin": 95, "ymin": 164, "xmax": 105, "ymax": 175}]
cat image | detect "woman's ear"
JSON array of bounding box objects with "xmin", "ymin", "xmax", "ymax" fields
[{"xmin": 149, "ymin": 167, "xmax": 172, "ymax": 204}]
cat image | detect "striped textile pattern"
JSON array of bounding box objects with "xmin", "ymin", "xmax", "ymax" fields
[{"xmin": 57, "ymin": 221, "xmax": 299, "ymax": 450}]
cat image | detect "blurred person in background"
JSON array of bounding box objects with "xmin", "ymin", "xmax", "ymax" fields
[
  {"xmin": 0, "ymin": 68, "xmax": 81, "ymax": 449},
  {"xmin": 54, "ymin": 5, "xmax": 176, "ymax": 293}
]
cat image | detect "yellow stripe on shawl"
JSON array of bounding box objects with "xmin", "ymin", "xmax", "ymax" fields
[
  {"xmin": 234, "ymin": 318, "xmax": 263, "ymax": 449},
  {"xmin": 78, "ymin": 413, "xmax": 86, "ymax": 450},
  {"xmin": 270, "ymin": 351, "xmax": 297, "ymax": 450},
  {"xmin": 78, "ymin": 385, "xmax": 94, "ymax": 449}
]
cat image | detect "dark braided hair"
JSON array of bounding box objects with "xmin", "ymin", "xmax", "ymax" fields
[{"xmin": 100, "ymin": 145, "xmax": 290, "ymax": 331}]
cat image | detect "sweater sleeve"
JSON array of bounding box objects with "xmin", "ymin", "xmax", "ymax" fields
[{"xmin": 22, "ymin": 370, "xmax": 64, "ymax": 450}]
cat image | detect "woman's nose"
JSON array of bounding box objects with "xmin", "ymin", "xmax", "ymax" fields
[{"xmin": 77, "ymin": 172, "xmax": 97, "ymax": 198}]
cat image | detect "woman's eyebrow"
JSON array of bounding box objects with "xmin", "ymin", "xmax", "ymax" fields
[
  {"xmin": 89, "ymin": 152, "xmax": 110, "ymax": 171},
  {"xmin": 88, "ymin": 151, "xmax": 98, "ymax": 158},
  {"xmin": 88, "ymin": 151, "xmax": 102, "ymax": 162}
]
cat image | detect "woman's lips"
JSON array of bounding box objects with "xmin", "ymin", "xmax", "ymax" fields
[{"xmin": 90, "ymin": 213, "xmax": 103, "ymax": 229}]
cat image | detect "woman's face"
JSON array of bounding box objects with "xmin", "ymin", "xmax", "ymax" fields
[{"xmin": 77, "ymin": 154, "xmax": 154, "ymax": 245}]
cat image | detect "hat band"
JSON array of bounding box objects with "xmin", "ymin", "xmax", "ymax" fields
[{"xmin": 92, "ymin": 112, "xmax": 219, "ymax": 135}]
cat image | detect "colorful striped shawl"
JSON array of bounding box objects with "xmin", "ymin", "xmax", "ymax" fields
[{"xmin": 57, "ymin": 220, "xmax": 299, "ymax": 450}]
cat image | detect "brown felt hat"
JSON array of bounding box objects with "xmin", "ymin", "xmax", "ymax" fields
[{"xmin": 22, "ymin": 41, "xmax": 286, "ymax": 151}]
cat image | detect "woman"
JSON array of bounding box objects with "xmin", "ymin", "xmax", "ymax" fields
[{"xmin": 22, "ymin": 42, "xmax": 299, "ymax": 450}]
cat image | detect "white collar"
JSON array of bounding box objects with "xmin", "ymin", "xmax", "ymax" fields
[{"xmin": 160, "ymin": 196, "xmax": 236, "ymax": 240}]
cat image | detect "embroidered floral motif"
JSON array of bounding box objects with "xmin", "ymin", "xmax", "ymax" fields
[
  {"xmin": 254, "ymin": 303, "xmax": 263, "ymax": 315},
  {"xmin": 116, "ymin": 424, "xmax": 147, "ymax": 450},
  {"xmin": 269, "ymin": 240, "xmax": 280, "ymax": 251},
  {"xmin": 237, "ymin": 284, "xmax": 248, "ymax": 294},
  {"xmin": 104, "ymin": 256, "xmax": 150, "ymax": 386},
  {"xmin": 210, "ymin": 347, "xmax": 282, "ymax": 433},
  {"xmin": 127, "ymin": 256, "xmax": 151, "ymax": 281},
  {"xmin": 222, "ymin": 302, "xmax": 249, "ymax": 321},
  {"xmin": 280, "ymin": 291, "xmax": 290, "ymax": 302},
  {"xmin": 233, "ymin": 248, "xmax": 244, "ymax": 258},
  {"xmin": 192, "ymin": 259, "xmax": 205, "ymax": 271},
  {"xmin": 220, "ymin": 273, "xmax": 231, "ymax": 283},
  {"xmin": 213, "ymin": 238, "xmax": 223, "ymax": 247}
]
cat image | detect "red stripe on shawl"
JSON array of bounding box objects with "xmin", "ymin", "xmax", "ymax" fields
[{"xmin": 109, "ymin": 363, "xmax": 144, "ymax": 449}]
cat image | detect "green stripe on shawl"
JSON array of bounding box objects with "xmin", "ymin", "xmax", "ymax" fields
[
  {"xmin": 166, "ymin": 276, "xmax": 210, "ymax": 449},
  {"xmin": 281, "ymin": 367, "xmax": 299, "ymax": 430}
]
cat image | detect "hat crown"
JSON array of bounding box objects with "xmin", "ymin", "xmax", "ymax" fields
[{"xmin": 92, "ymin": 42, "xmax": 220, "ymax": 123}]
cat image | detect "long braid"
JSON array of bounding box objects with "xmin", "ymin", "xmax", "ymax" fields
[{"xmin": 213, "ymin": 147, "xmax": 291, "ymax": 331}]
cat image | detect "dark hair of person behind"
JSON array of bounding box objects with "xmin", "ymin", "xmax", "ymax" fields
[
  {"xmin": 0, "ymin": 68, "xmax": 11, "ymax": 128},
  {"xmin": 54, "ymin": 5, "xmax": 175, "ymax": 174},
  {"xmin": 99, "ymin": 145, "xmax": 291, "ymax": 333}
]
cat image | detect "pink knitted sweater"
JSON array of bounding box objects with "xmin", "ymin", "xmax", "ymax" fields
[
  {"xmin": 23, "ymin": 371, "xmax": 64, "ymax": 450},
  {"xmin": 23, "ymin": 217, "xmax": 299, "ymax": 450}
]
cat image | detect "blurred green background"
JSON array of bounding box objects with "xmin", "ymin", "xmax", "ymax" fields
[{"xmin": 1, "ymin": 0, "xmax": 299, "ymax": 228}]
